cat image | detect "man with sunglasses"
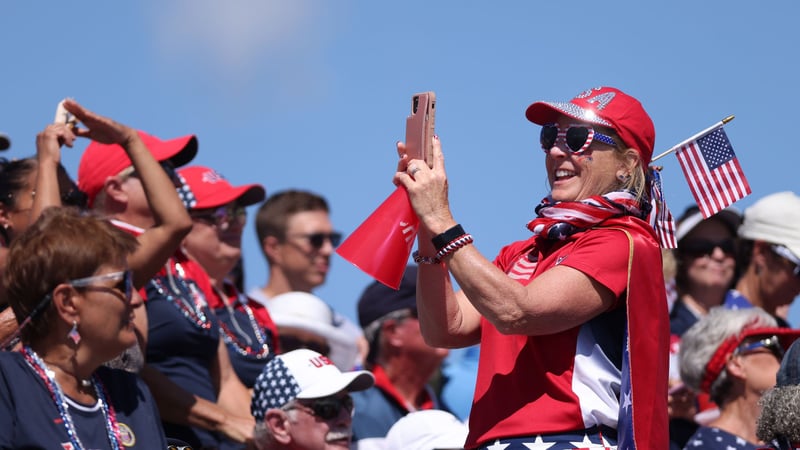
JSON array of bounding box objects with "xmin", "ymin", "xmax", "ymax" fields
[
  {"xmin": 250, "ymin": 189, "xmax": 366, "ymax": 369},
  {"xmin": 351, "ymin": 266, "xmax": 450, "ymax": 450},
  {"xmin": 177, "ymin": 165, "xmax": 280, "ymax": 388},
  {"xmin": 735, "ymin": 191, "xmax": 800, "ymax": 328},
  {"xmin": 678, "ymin": 307, "xmax": 800, "ymax": 449},
  {"xmin": 251, "ymin": 348, "xmax": 374, "ymax": 450}
]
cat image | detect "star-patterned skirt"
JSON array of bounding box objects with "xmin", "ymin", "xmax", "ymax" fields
[{"xmin": 475, "ymin": 425, "xmax": 617, "ymax": 450}]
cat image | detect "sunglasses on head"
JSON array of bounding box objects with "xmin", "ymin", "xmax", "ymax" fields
[
  {"xmin": 290, "ymin": 232, "xmax": 343, "ymax": 249},
  {"xmin": 191, "ymin": 204, "xmax": 247, "ymax": 230},
  {"xmin": 69, "ymin": 270, "xmax": 134, "ymax": 302},
  {"xmin": 734, "ymin": 335, "xmax": 785, "ymax": 360},
  {"xmin": 770, "ymin": 244, "xmax": 800, "ymax": 278},
  {"xmin": 285, "ymin": 394, "xmax": 354, "ymax": 421},
  {"xmin": 540, "ymin": 123, "xmax": 617, "ymax": 155},
  {"xmin": 679, "ymin": 238, "xmax": 736, "ymax": 257}
]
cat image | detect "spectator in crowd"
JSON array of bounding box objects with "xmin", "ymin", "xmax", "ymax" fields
[
  {"xmin": 670, "ymin": 205, "xmax": 743, "ymax": 336},
  {"xmin": 0, "ymin": 207, "xmax": 167, "ymax": 448},
  {"xmin": 267, "ymin": 291, "xmax": 359, "ymax": 371},
  {"xmin": 756, "ymin": 339, "xmax": 800, "ymax": 450},
  {"xmin": 77, "ymin": 114, "xmax": 254, "ymax": 447},
  {"xmin": 395, "ymin": 86, "xmax": 669, "ymax": 448},
  {"xmin": 384, "ymin": 409, "xmax": 468, "ymax": 450},
  {"xmin": 250, "ymin": 348, "xmax": 374, "ymax": 450},
  {"xmin": 679, "ymin": 306, "xmax": 800, "ymax": 449},
  {"xmin": 178, "ymin": 165, "xmax": 279, "ymax": 389},
  {"xmin": 351, "ymin": 265, "xmax": 449, "ymax": 449},
  {"xmin": 668, "ymin": 206, "xmax": 742, "ymax": 449},
  {"xmin": 249, "ymin": 190, "xmax": 366, "ymax": 366},
  {"xmin": 735, "ymin": 191, "xmax": 800, "ymax": 327},
  {"xmin": 0, "ymin": 120, "xmax": 87, "ymax": 344}
]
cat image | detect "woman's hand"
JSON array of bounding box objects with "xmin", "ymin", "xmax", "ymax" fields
[
  {"xmin": 393, "ymin": 136, "xmax": 456, "ymax": 235},
  {"xmin": 35, "ymin": 123, "xmax": 76, "ymax": 162},
  {"xmin": 62, "ymin": 99, "xmax": 138, "ymax": 148}
]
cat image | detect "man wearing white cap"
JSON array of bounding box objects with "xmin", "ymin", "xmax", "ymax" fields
[
  {"xmin": 251, "ymin": 349, "xmax": 374, "ymax": 450},
  {"xmin": 735, "ymin": 191, "xmax": 800, "ymax": 326}
]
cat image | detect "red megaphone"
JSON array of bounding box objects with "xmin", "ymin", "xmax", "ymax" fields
[{"xmin": 336, "ymin": 186, "xmax": 419, "ymax": 289}]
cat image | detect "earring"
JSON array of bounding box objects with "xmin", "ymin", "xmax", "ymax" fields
[
  {"xmin": 68, "ymin": 321, "xmax": 81, "ymax": 345},
  {"xmin": 617, "ymin": 173, "xmax": 630, "ymax": 182}
]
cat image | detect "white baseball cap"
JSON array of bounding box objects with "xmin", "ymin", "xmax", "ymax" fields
[
  {"xmin": 738, "ymin": 191, "xmax": 800, "ymax": 260},
  {"xmin": 268, "ymin": 291, "xmax": 360, "ymax": 371},
  {"xmin": 675, "ymin": 205, "xmax": 741, "ymax": 242},
  {"xmin": 250, "ymin": 349, "xmax": 374, "ymax": 421},
  {"xmin": 385, "ymin": 410, "xmax": 468, "ymax": 450}
]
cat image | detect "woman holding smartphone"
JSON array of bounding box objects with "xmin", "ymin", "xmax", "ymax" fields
[{"xmin": 396, "ymin": 87, "xmax": 669, "ymax": 449}]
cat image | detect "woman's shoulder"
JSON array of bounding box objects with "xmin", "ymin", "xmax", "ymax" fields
[{"xmin": 684, "ymin": 426, "xmax": 758, "ymax": 450}]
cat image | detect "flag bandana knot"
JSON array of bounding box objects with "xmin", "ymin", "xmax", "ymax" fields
[
  {"xmin": 676, "ymin": 127, "xmax": 751, "ymax": 218},
  {"xmin": 527, "ymin": 191, "xmax": 647, "ymax": 241}
]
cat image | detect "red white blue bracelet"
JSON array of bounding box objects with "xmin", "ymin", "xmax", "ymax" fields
[
  {"xmin": 413, "ymin": 231, "xmax": 474, "ymax": 265},
  {"xmin": 435, "ymin": 233, "xmax": 473, "ymax": 261}
]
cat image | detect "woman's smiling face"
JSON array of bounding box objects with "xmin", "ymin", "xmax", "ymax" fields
[{"xmin": 544, "ymin": 115, "xmax": 624, "ymax": 202}]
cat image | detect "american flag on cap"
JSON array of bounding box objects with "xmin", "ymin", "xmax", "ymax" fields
[{"xmin": 251, "ymin": 357, "xmax": 301, "ymax": 420}]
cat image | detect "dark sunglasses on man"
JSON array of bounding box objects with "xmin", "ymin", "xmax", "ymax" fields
[
  {"xmin": 289, "ymin": 232, "xmax": 343, "ymax": 250},
  {"xmin": 283, "ymin": 394, "xmax": 354, "ymax": 420}
]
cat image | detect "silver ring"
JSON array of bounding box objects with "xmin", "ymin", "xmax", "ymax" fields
[{"xmin": 409, "ymin": 165, "xmax": 420, "ymax": 176}]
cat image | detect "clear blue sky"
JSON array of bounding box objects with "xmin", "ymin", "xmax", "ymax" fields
[{"xmin": 3, "ymin": 1, "xmax": 800, "ymax": 324}]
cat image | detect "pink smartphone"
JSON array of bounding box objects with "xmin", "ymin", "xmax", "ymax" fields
[{"xmin": 404, "ymin": 91, "xmax": 436, "ymax": 167}]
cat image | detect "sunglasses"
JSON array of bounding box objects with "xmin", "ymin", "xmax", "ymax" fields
[
  {"xmin": 770, "ymin": 244, "xmax": 800, "ymax": 278},
  {"xmin": 540, "ymin": 123, "xmax": 617, "ymax": 155},
  {"xmin": 289, "ymin": 232, "xmax": 343, "ymax": 249},
  {"xmin": 734, "ymin": 335, "xmax": 785, "ymax": 360},
  {"xmin": 120, "ymin": 161, "xmax": 181, "ymax": 186},
  {"xmin": 191, "ymin": 204, "xmax": 247, "ymax": 231},
  {"xmin": 679, "ymin": 238, "xmax": 736, "ymax": 257},
  {"xmin": 285, "ymin": 395, "xmax": 354, "ymax": 421},
  {"xmin": 69, "ymin": 270, "xmax": 134, "ymax": 302}
]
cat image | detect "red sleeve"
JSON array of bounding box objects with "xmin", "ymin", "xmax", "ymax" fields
[{"xmin": 557, "ymin": 228, "xmax": 633, "ymax": 298}]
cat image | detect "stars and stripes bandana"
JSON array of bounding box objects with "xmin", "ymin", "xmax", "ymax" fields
[{"xmin": 527, "ymin": 191, "xmax": 647, "ymax": 240}]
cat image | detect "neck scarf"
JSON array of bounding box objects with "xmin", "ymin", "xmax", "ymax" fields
[{"xmin": 527, "ymin": 191, "xmax": 647, "ymax": 240}]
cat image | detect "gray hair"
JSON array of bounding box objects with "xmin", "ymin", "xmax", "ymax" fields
[
  {"xmin": 757, "ymin": 385, "xmax": 800, "ymax": 443},
  {"xmin": 679, "ymin": 306, "xmax": 776, "ymax": 404},
  {"xmin": 253, "ymin": 408, "xmax": 300, "ymax": 450}
]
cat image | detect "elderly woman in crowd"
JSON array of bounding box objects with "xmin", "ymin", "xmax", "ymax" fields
[
  {"xmin": 0, "ymin": 207, "xmax": 167, "ymax": 448},
  {"xmin": 395, "ymin": 86, "xmax": 669, "ymax": 448},
  {"xmin": 679, "ymin": 306, "xmax": 800, "ymax": 449}
]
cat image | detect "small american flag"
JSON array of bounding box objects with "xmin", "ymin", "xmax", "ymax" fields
[
  {"xmin": 676, "ymin": 127, "xmax": 751, "ymax": 218},
  {"xmin": 648, "ymin": 167, "xmax": 677, "ymax": 248}
]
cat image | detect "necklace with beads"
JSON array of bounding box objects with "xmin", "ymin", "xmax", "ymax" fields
[
  {"xmin": 22, "ymin": 346, "xmax": 123, "ymax": 450},
  {"xmin": 149, "ymin": 261, "xmax": 212, "ymax": 331},
  {"xmin": 213, "ymin": 285, "xmax": 271, "ymax": 359}
]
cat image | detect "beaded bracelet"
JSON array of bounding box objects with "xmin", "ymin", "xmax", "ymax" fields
[
  {"xmin": 432, "ymin": 224, "xmax": 466, "ymax": 252},
  {"xmin": 412, "ymin": 250, "xmax": 441, "ymax": 265},
  {"xmin": 435, "ymin": 233, "xmax": 474, "ymax": 261}
]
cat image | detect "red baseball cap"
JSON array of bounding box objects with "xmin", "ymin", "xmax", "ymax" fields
[
  {"xmin": 77, "ymin": 130, "xmax": 198, "ymax": 206},
  {"xmin": 525, "ymin": 86, "xmax": 656, "ymax": 165},
  {"xmin": 177, "ymin": 165, "xmax": 265, "ymax": 210}
]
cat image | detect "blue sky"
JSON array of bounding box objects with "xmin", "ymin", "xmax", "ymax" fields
[{"xmin": 3, "ymin": 1, "xmax": 800, "ymax": 324}]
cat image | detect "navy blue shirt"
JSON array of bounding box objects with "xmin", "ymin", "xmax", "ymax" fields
[
  {"xmin": 145, "ymin": 269, "xmax": 242, "ymax": 450},
  {"xmin": 683, "ymin": 426, "xmax": 759, "ymax": 450},
  {"xmin": 0, "ymin": 351, "xmax": 167, "ymax": 449}
]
